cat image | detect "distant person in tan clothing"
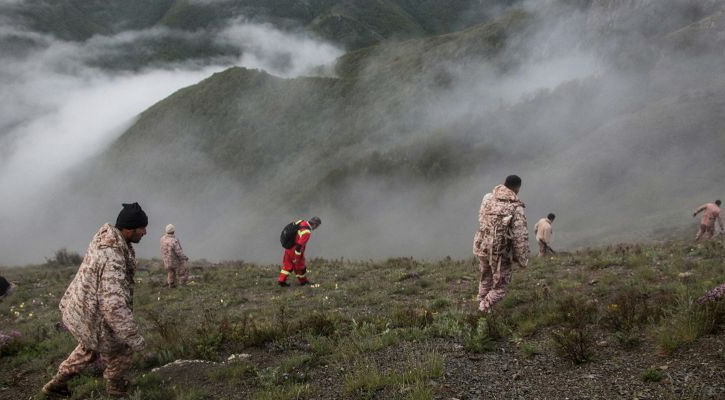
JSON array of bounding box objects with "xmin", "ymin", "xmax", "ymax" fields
[
  {"xmin": 693, "ymin": 200, "xmax": 723, "ymax": 241},
  {"xmin": 534, "ymin": 213, "xmax": 555, "ymax": 257},
  {"xmin": 160, "ymin": 224, "xmax": 189, "ymax": 288}
]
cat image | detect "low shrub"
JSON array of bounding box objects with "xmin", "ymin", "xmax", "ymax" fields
[
  {"xmin": 344, "ymin": 363, "xmax": 387, "ymax": 399},
  {"xmin": 550, "ymin": 326, "xmax": 594, "ymax": 364},
  {"xmin": 45, "ymin": 249, "xmax": 83, "ymax": 267},
  {"xmin": 640, "ymin": 367, "xmax": 664, "ymax": 383},
  {"xmin": 390, "ymin": 307, "xmax": 433, "ymax": 329},
  {"xmin": 297, "ymin": 312, "xmax": 337, "ymax": 337},
  {"xmin": 429, "ymin": 297, "xmax": 451, "ymax": 312},
  {"xmin": 657, "ymin": 302, "xmax": 725, "ymax": 354}
]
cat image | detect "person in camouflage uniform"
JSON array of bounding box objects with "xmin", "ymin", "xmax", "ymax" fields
[
  {"xmin": 473, "ymin": 175, "xmax": 529, "ymax": 313},
  {"xmin": 160, "ymin": 224, "xmax": 189, "ymax": 288},
  {"xmin": 43, "ymin": 203, "xmax": 148, "ymax": 398},
  {"xmin": 693, "ymin": 200, "xmax": 723, "ymax": 241}
]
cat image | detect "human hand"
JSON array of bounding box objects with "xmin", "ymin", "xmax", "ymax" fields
[{"xmin": 128, "ymin": 335, "xmax": 146, "ymax": 352}]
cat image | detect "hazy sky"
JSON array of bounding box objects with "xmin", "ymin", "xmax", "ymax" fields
[{"xmin": 0, "ymin": 19, "xmax": 341, "ymax": 265}]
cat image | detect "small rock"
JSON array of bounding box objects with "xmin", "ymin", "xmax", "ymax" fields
[
  {"xmin": 151, "ymin": 359, "xmax": 217, "ymax": 373},
  {"xmin": 226, "ymin": 353, "xmax": 251, "ymax": 362},
  {"xmin": 678, "ymin": 271, "xmax": 694, "ymax": 279},
  {"xmin": 588, "ymin": 279, "xmax": 598, "ymax": 285},
  {"xmin": 597, "ymin": 340, "xmax": 608, "ymax": 347}
]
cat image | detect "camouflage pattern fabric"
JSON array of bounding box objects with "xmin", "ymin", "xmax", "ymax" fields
[
  {"xmin": 477, "ymin": 255, "xmax": 513, "ymax": 312},
  {"xmin": 473, "ymin": 185, "xmax": 529, "ymax": 312},
  {"xmin": 160, "ymin": 233, "xmax": 189, "ymax": 286},
  {"xmin": 54, "ymin": 343, "xmax": 133, "ymax": 384},
  {"xmin": 697, "ymin": 282, "xmax": 725, "ymax": 304},
  {"xmin": 695, "ymin": 224, "xmax": 716, "ymax": 241},
  {"xmin": 160, "ymin": 233, "xmax": 188, "ymax": 270},
  {"xmin": 694, "ymin": 203, "xmax": 723, "ymax": 240},
  {"xmin": 167, "ymin": 267, "xmax": 188, "ymax": 287},
  {"xmin": 59, "ymin": 223, "xmax": 144, "ymax": 353}
]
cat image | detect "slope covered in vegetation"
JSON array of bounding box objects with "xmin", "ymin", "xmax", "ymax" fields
[
  {"xmin": 64, "ymin": 1, "xmax": 725, "ymax": 261},
  {"xmin": 1, "ymin": 237, "xmax": 724, "ymax": 399}
]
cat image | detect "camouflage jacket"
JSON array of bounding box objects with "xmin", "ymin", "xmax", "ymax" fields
[
  {"xmin": 695, "ymin": 203, "xmax": 723, "ymax": 229},
  {"xmin": 59, "ymin": 224, "xmax": 144, "ymax": 353},
  {"xmin": 473, "ymin": 185, "xmax": 529, "ymax": 267},
  {"xmin": 160, "ymin": 233, "xmax": 188, "ymax": 270}
]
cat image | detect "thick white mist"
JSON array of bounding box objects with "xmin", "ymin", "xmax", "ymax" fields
[{"xmin": 0, "ymin": 21, "xmax": 341, "ymax": 265}]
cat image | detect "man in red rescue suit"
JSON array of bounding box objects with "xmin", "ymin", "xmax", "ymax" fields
[{"xmin": 279, "ymin": 217, "xmax": 321, "ymax": 287}]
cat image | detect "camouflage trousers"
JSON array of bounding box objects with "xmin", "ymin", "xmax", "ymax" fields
[
  {"xmin": 477, "ymin": 254, "xmax": 512, "ymax": 312},
  {"xmin": 697, "ymin": 282, "xmax": 725, "ymax": 304},
  {"xmin": 52, "ymin": 343, "xmax": 133, "ymax": 384},
  {"xmin": 167, "ymin": 266, "xmax": 188, "ymax": 287},
  {"xmin": 695, "ymin": 224, "xmax": 715, "ymax": 241},
  {"xmin": 537, "ymin": 240, "xmax": 548, "ymax": 257}
]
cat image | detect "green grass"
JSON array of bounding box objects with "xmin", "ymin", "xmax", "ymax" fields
[
  {"xmin": 640, "ymin": 367, "xmax": 664, "ymax": 383},
  {"xmin": 2, "ymin": 238, "xmax": 725, "ymax": 398},
  {"xmin": 251, "ymin": 384, "xmax": 314, "ymax": 400},
  {"xmin": 343, "ymin": 353, "xmax": 443, "ymax": 399},
  {"xmin": 655, "ymin": 301, "xmax": 725, "ymax": 354}
]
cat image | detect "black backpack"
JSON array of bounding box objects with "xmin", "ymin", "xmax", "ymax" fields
[{"xmin": 280, "ymin": 221, "xmax": 301, "ymax": 249}]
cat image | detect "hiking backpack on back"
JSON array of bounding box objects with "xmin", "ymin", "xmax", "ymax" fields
[
  {"xmin": 280, "ymin": 221, "xmax": 300, "ymax": 249},
  {"xmin": 478, "ymin": 199, "xmax": 518, "ymax": 256}
]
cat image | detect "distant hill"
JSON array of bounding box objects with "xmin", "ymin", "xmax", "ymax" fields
[
  {"xmin": 0, "ymin": 0, "xmax": 519, "ymax": 70},
  {"xmin": 50, "ymin": 0, "xmax": 725, "ymax": 264}
]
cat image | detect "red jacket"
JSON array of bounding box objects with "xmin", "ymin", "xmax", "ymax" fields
[{"xmin": 285, "ymin": 220, "xmax": 312, "ymax": 264}]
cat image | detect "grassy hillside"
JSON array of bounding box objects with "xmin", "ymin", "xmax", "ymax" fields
[
  {"xmin": 1, "ymin": 238, "xmax": 724, "ymax": 399},
  {"xmin": 5, "ymin": 0, "xmax": 725, "ymax": 264},
  {"xmin": 88, "ymin": 8, "xmax": 532, "ymax": 190},
  {"xmin": 66, "ymin": 1, "xmax": 725, "ymax": 257}
]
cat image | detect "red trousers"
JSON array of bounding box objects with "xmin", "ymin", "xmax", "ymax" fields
[{"xmin": 279, "ymin": 249, "xmax": 307, "ymax": 283}]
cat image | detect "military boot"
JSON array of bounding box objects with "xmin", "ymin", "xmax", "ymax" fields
[
  {"xmin": 41, "ymin": 378, "xmax": 71, "ymax": 398},
  {"xmin": 106, "ymin": 379, "xmax": 130, "ymax": 398}
]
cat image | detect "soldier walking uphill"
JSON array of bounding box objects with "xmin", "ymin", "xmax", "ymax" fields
[
  {"xmin": 278, "ymin": 217, "xmax": 321, "ymax": 287},
  {"xmin": 693, "ymin": 200, "xmax": 723, "ymax": 241},
  {"xmin": 473, "ymin": 175, "xmax": 529, "ymax": 313},
  {"xmin": 160, "ymin": 224, "xmax": 189, "ymax": 288},
  {"xmin": 43, "ymin": 203, "xmax": 148, "ymax": 398},
  {"xmin": 534, "ymin": 213, "xmax": 556, "ymax": 257}
]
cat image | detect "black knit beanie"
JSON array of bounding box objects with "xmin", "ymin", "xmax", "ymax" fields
[{"xmin": 115, "ymin": 203, "xmax": 148, "ymax": 230}]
